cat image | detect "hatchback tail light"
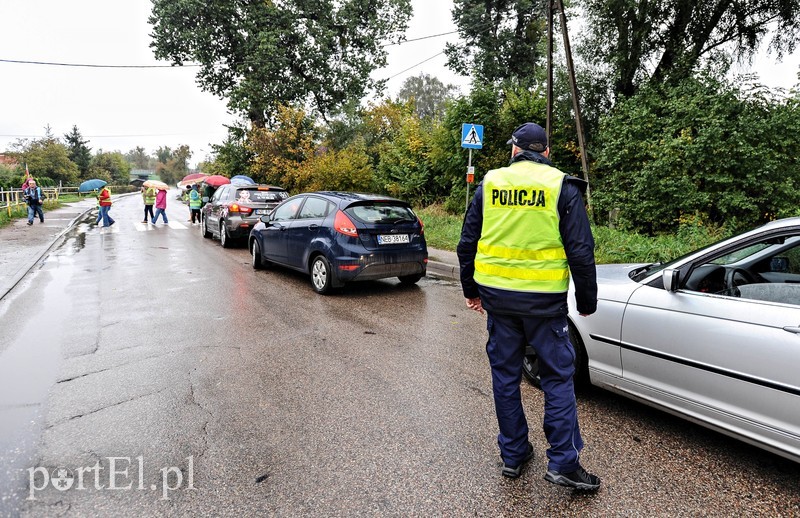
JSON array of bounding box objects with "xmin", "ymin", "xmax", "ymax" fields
[
  {"xmin": 417, "ymin": 216, "xmax": 425, "ymax": 235},
  {"xmin": 334, "ymin": 210, "xmax": 358, "ymax": 237},
  {"xmin": 229, "ymin": 203, "xmax": 253, "ymax": 215}
]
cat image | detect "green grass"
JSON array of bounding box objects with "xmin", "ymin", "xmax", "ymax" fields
[
  {"xmin": 416, "ymin": 203, "xmax": 725, "ymax": 264},
  {"xmin": 416, "ymin": 204, "xmax": 464, "ymax": 250},
  {"xmin": 0, "ymin": 198, "xmax": 77, "ymax": 228},
  {"xmin": 0, "ymin": 205, "xmax": 30, "ymax": 227}
]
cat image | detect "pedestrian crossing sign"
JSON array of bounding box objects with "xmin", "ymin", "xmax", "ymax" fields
[{"xmin": 461, "ymin": 123, "xmax": 484, "ymax": 149}]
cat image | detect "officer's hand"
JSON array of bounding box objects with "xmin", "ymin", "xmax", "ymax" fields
[{"xmin": 465, "ymin": 297, "xmax": 484, "ymax": 314}]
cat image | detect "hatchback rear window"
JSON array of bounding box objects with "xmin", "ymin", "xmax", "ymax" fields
[
  {"xmin": 236, "ymin": 189, "xmax": 288, "ymax": 203},
  {"xmin": 346, "ymin": 203, "xmax": 417, "ymax": 225}
]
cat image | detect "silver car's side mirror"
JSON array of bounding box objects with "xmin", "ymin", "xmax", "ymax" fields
[{"xmin": 663, "ymin": 269, "xmax": 680, "ymax": 292}]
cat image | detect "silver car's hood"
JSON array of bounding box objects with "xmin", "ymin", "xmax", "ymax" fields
[
  {"xmin": 570, "ymin": 263, "xmax": 649, "ymax": 304},
  {"xmin": 596, "ymin": 263, "xmax": 647, "ymax": 282},
  {"xmin": 594, "ymin": 263, "xmax": 648, "ymax": 302}
]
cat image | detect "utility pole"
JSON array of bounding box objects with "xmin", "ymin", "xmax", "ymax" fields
[{"xmin": 545, "ymin": 0, "xmax": 592, "ymax": 214}]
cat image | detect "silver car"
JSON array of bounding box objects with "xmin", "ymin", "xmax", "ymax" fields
[
  {"xmin": 201, "ymin": 184, "xmax": 289, "ymax": 247},
  {"xmin": 523, "ymin": 217, "xmax": 800, "ymax": 463}
]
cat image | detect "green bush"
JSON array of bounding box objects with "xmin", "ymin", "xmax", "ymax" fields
[{"xmin": 592, "ymin": 75, "xmax": 800, "ymax": 234}]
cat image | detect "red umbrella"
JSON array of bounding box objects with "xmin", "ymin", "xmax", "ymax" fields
[
  {"xmin": 202, "ymin": 175, "xmax": 231, "ymax": 187},
  {"xmin": 181, "ymin": 172, "xmax": 207, "ymax": 184}
]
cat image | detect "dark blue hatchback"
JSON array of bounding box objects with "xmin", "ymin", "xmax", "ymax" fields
[{"xmin": 249, "ymin": 192, "xmax": 428, "ymax": 293}]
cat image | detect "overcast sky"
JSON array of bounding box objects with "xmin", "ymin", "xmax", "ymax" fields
[{"xmin": 0, "ymin": 1, "xmax": 797, "ymax": 168}]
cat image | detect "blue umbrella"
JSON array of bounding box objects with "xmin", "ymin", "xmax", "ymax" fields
[
  {"xmin": 230, "ymin": 175, "xmax": 255, "ymax": 185},
  {"xmin": 79, "ymin": 179, "xmax": 107, "ymax": 193}
]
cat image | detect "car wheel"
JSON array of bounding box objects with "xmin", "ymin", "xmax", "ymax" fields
[
  {"xmin": 398, "ymin": 273, "xmax": 423, "ymax": 285},
  {"xmin": 522, "ymin": 320, "xmax": 589, "ymax": 391},
  {"xmin": 220, "ymin": 222, "xmax": 232, "ymax": 248},
  {"xmin": 202, "ymin": 216, "xmax": 212, "ymax": 239},
  {"xmin": 251, "ymin": 240, "xmax": 263, "ymax": 270},
  {"xmin": 310, "ymin": 255, "xmax": 334, "ymax": 294}
]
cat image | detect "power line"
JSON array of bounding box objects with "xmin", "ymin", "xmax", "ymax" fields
[
  {"xmin": 0, "ymin": 58, "xmax": 199, "ymax": 69},
  {"xmin": 386, "ymin": 51, "xmax": 445, "ymax": 80},
  {"xmin": 0, "ymin": 133, "xmax": 221, "ymax": 139},
  {"xmin": 382, "ymin": 30, "xmax": 458, "ymax": 47},
  {"xmin": 0, "ymin": 30, "xmax": 461, "ymax": 69}
]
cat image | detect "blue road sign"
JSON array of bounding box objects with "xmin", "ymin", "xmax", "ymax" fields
[{"xmin": 461, "ymin": 123, "xmax": 484, "ymax": 149}]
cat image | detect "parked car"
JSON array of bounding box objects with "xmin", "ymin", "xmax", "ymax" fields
[
  {"xmin": 201, "ymin": 184, "xmax": 289, "ymax": 247},
  {"xmin": 523, "ymin": 217, "xmax": 800, "ymax": 463},
  {"xmin": 249, "ymin": 192, "xmax": 428, "ymax": 294}
]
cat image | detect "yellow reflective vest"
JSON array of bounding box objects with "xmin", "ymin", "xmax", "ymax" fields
[
  {"xmin": 474, "ymin": 161, "xmax": 569, "ymax": 293},
  {"xmin": 144, "ymin": 187, "xmax": 156, "ymax": 205}
]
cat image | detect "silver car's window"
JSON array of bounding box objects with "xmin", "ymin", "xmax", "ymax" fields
[
  {"xmin": 237, "ymin": 189, "xmax": 286, "ymax": 203},
  {"xmin": 710, "ymin": 244, "xmax": 771, "ymax": 265}
]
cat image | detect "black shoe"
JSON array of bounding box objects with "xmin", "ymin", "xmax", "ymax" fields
[
  {"xmin": 544, "ymin": 466, "xmax": 601, "ymax": 491},
  {"xmin": 501, "ymin": 442, "xmax": 534, "ymax": 479},
  {"xmin": 27, "ymin": 221, "xmax": 33, "ymax": 225}
]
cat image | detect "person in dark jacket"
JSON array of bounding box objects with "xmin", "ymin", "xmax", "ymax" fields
[
  {"xmin": 457, "ymin": 122, "xmax": 600, "ymax": 490},
  {"xmin": 23, "ymin": 179, "xmax": 45, "ymax": 225}
]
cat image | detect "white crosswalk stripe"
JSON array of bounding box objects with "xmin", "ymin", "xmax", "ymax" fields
[{"xmin": 133, "ymin": 221, "xmax": 188, "ymax": 231}]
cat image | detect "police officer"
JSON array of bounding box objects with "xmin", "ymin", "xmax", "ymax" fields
[{"xmin": 457, "ymin": 122, "xmax": 600, "ymax": 490}]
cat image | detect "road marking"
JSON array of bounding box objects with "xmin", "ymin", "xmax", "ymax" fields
[{"xmin": 167, "ymin": 222, "xmax": 187, "ymax": 230}]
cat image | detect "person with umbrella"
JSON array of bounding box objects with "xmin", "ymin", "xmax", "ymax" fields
[
  {"xmin": 152, "ymin": 187, "xmax": 169, "ymax": 225},
  {"xmin": 142, "ymin": 184, "xmax": 156, "ymax": 223},
  {"xmin": 98, "ymin": 184, "xmax": 115, "ymax": 227},
  {"xmin": 23, "ymin": 179, "xmax": 45, "ymax": 225}
]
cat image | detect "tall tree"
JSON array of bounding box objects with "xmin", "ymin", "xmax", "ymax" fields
[
  {"xmin": 126, "ymin": 146, "xmax": 151, "ymax": 170},
  {"xmin": 149, "ymin": 0, "xmax": 413, "ymax": 127},
  {"xmin": 397, "ymin": 73, "xmax": 458, "ymax": 119},
  {"xmin": 90, "ymin": 152, "xmax": 131, "ymax": 185},
  {"xmin": 14, "ymin": 136, "xmax": 80, "ymax": 186},
  {"xmin": 206, "ymin": 122, "xmax": 254, "ymax": 176},
  {"xmin": 172, "ymin": 145, "xmax": 192, "ymax": 173},
  {"xmin": 578, "ymin": 0, "xmax": 800, "ymax": 99},
  {"xmin": 445, "ymin": 0, "xmax": 547, "ymax": 87},
  {"xmin": 155, "ymin": 146, "xmax": 172, "ymax": 164},
  {"xmin": 64, "ymin": 125, "xmax": 92, "ymax": 179}
]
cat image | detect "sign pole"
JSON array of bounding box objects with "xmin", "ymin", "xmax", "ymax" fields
[
  {"xmin": 466, "ymin": 148, "xmax": 472, "ymax": 213},
  {"xmin": 460, "ymin": 122, "xmax": 483, "ymax": 213}
]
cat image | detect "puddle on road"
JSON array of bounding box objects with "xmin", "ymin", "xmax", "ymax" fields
[{"xmin": 0, "ymin": 253, "xmax": 75, "ymax": 514}]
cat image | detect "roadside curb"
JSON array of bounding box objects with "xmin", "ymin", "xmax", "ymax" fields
[
  {"xmin": 427, "ymin": 259, "xmax": 458, "ymax": 281},
  {"xmin": 0, "ymin": 192, "xmax": 137, "ymax": 302},
  {"xmin": 0, "ymin": 207, "xmax": 93, "ymax": 302}
]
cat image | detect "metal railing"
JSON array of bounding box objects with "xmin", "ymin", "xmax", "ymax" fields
[
  {"xmin": 0, "ymin": 187, "xmax": 60, "ymax": 217},
  {"xmin": 0, "ymin": 185, "xmax": 136, "ymax": 217}
]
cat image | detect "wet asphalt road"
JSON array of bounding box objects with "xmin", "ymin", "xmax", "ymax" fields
[{"xmin": 0, "ymin": 194, "xmax": 798, "ymax": 516}]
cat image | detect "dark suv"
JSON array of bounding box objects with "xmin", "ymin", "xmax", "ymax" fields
[{"xmin": 201, "ymin": 184, "xmax": 289, "ymax": 247}]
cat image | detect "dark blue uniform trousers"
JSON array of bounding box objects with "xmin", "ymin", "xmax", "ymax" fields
[{"xmin": 486, "ymin": 313, "xmax": 584, "ymax": 472}]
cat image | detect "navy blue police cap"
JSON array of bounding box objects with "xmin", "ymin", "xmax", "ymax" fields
[{"xmin": 506, "ymin": 122, "xmax": 548, "ymax": 152}]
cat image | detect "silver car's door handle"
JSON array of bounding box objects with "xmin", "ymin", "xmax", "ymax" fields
[
  {"xmin": 783, "ymin": 326, "xmax": 800, "ymax": 334},
  {"xmin": 308, "ymin": 224, "xmax": 319, "ymax": 230}
]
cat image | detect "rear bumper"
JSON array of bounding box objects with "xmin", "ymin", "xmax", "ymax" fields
[
  {"xmin": 225, "ymin": 216, "xmax": 261, "ymax": 238},
  {"xmin": 330, "ymin": 248, "xmax": 428, "ymax": 283}
]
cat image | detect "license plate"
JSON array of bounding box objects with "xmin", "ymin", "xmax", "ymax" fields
[
  {"xmin": 255, "ymin": 209, "xmax": 269, "ymax": 215},
  {"xmin": 377, "ymin": 234, "xmax": 410, "ymax": 245}
]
